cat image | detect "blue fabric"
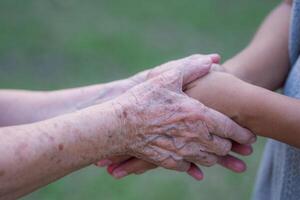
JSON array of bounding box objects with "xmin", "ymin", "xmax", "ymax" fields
[{"xmin": 252, "ymin": 1, "xmax": 300, "ymax": 199}]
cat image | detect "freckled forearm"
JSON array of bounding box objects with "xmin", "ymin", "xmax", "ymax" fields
[{"xmin": 0, "ymin": 102, "xmax": 122, "ymax": 199}]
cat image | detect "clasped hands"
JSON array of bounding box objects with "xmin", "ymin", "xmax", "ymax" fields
[{"xmin": 96, "ymin": 54, "xmax": 256, "ymax": 180}]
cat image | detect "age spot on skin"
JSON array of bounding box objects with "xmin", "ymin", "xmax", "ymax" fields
[
  {"xmin": 123, "ymin": 110, "xmax": 128, "ymax": 118},
  {"xmin": 165, "ymin": 99, "xmax": 173, "ymax": 104},
  {"xmin": 58, "ymin": 144, "xmax": 64, "ymax": 151}
]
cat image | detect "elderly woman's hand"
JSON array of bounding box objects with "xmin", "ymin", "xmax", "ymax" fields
[{"xmin": 106, "ymin": 62, "xmax": 255, "ymax": 174}]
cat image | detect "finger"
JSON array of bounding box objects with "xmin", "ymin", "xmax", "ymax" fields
[
  {"xmin": 179, "ymin": 55, "xmax": 212, "ymax": 86},
  {"xmin": 159, "ymin": 100, "xmax": 232, "ymax": 156},
  {"xmin": 111, "ymin": 159, "xmax": 157, "ymax": 179},
  {"xmin": 111, "ymin": 158, "xmax": 205, "ymax": 181},
  {"xmin": 149, "ymin": 58, "xmax": 212, "ymax": 91},
  {"xmin": 184, "ymin": 151, "xmax": 218, "ymax": 167},
  {"xmin": 149, "ymin": 54, "xmax": 215, "ymax": 80},
  {"xmin": 107, "ymin": 163, "xmax": 121, "ymax": 175},
  {"xmin": 207, "ymin": 54, "xmax": 221, "ymax": 64},
  {"xmin": 147, "ymin": 69, "xmax": 183, "ymax": 92},
  {"xmin": 107, "ymin": 157, "xmax": 132, "ymax": 175},
  {"xmin": 151, "ymin": 138, "xmax": 219, "ymax": 166},
  {"xmin": 210, "ymin": 64, "xmax": 226, "ymax": 72},
  {"xmin": 231, "ymin": 142, "xmax": 253, "ymax": 156},
  {"xmin": 158, "ymin": 157, "xmax": 191, "ymax": 172},
  {"xmin": 217, "ymin": 154, "xmax": 247, "ymax": 173},
  {"xmin": 136, "ymin": 144, "xmax": 191, "ymax": 172},
  {"xmin": 193, "ymin": 130, "xmax": 232, "ymax": 156},
  {"xmin": 205, "ymin": 108, "xmax": 256, "ymax": 144},
  {"xmin": 187, "ymin": 163, "xmax": 204, "ymax": 181},
  {"xmin": 96, "ymin": 156, "xmax": 131, "ymax": 167}
]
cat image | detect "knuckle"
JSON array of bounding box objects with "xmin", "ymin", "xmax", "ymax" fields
[
  {"xmin": 163, "ymin": 158, "xmax": 187, "ymax": 171},
  {"xmin": 219, "ymin": 140, "xmax": 232, "ymax": 156},
  {"xmin": 157, "ymin": 71, "xmax": 181, "ymax": 88},
  {"xmin": 202, "ymin": 155, "xmax": 218, "ymax": 167}
]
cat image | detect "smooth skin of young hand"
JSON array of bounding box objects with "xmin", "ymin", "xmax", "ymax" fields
[{"xmin": 103, "ymin": 0, "xmax": 294, "ymax": 180}]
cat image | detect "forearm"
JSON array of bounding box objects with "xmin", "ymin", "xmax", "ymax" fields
[
  {"xmin": 0, "ymin": 102, "xmax": 121, "ymax": 199},
  {"xmin": 239, "ymin": 83, "xmax": 300, "ymax": 147},
  {"xmin": 186, "ymin": 72, "xmax": 300, "ymax": 148},
  {"xmin": 222, "ymin": 1, "xmax": 291, "ymax": 90},
  {"xmin": 0, "ymin": 79, "xmax": 132, "ymax": 127}
]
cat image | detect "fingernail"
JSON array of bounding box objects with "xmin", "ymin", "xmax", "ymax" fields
[
  {"xmin": 192, "ymin": 171, "xmax": 204, "ymax": 181},
  {"xmin": 234, "ymin": 162, "xmax": 246, "ymax": 173},
  {"xmin": 113, "ymin": 170, "xmax": 128, "ymax": 179},
  {"xmin": 208, "ymin": 54, "xmax": 221, "ymax": 63},
  {"xmin": 96, "ymin": 159, "xmax": 112, "ymax": 167}
]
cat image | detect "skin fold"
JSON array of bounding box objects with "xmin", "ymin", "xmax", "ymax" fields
[
  {"xmin": 103, "ymin": 0, "xmax": 296, "ymax": 179},
  {"xmin": 0, "ymin": 55, "xmax": 255, "ymax": 199}
]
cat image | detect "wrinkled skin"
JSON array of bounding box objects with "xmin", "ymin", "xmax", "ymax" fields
[
  {"xmin": 109, "ymin": 66, "xmax": 254, "ymax": 173},
  {"xmin": 75, "ymin": 54, "xmax": 217, "ymax": 109},
  {"xmin": 96, "ymin": 58, "xmax": 256, "ymax": 180}
]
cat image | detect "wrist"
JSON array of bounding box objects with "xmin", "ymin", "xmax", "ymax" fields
[
  {"xmin": 63, "ymin": 78, "xmax": 134, "ymax": 112},
  {"xmin": 67, "ymin": 101, "xmax": 126, "ymax": 163},
  {"xmin": 222, "ymin": 58, "xmax": 244, "ymax": 78},
  {"xmin": 93, "ymin": 101, "xmax": 127, "ymax": 157},
  {"xmin": 185, "ymin": 72, "xmax": 249, "ymax": 124}
]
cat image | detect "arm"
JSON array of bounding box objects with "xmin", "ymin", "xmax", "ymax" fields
[
  {"xmin": 0, "ymin": 79, "xmax": 134, "ymax": 127},
  {"xmin": 102, "ymin": 0, "xmax": 295, "ymax": 178},
  {"xmin": 221, "ymin": 0, "xmax": 291, "ymax": 90},
  {"xmin": 0, "ymin": 54, "xmax": 217, "ymax": 127},
  {"xmin": 2, "ymin": 56, "xmax": 254, "ymax": 198},
  {"xmin": 0, "ymin": 101, "xmax": 122, "ymax": 199},
  {"xmin": 186, "ymin": 71, "xmax": 300, "ymax": 148}
]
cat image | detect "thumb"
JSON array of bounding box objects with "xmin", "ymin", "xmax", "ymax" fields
[
  {"xmin": 147, "ymin": 56, "xmax": 212, "ymax": 91},
  {"xmin": 180, "ymin": 56, "xmax": 212, "ymax": 86},
  {"xmin": 148, "ymin": 69, "xmax": 183, "ymax": 92}
]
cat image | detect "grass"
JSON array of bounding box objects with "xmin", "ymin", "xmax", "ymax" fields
[{"xmin": 0, "ymin": 0, "xmax": 279, "ymax": 199}]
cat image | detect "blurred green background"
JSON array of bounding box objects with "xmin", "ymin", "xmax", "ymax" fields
[{"xmin": 0, "ymin": 0, "xmax": 279, "ymax": 199}]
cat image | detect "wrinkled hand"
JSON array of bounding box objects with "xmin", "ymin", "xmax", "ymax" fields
[
  {"xmin": 100, "ymin": 57, "xmax": 255, "ymax": 179},
  {"xmin": 128, "ymin": 54, "xmax": 221, "ymax": 86},
  {"xmin": 100, "ymin": 142, "xmax": 253, "ymax": 180}
]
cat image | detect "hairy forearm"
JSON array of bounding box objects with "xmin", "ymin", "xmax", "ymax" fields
[
  {"xmin": 186, "ymin": 72, "xmax": 300, "ymax": 148},
  {"xmin": 0, "ymin": 79, "xmax": 132, "ymax": 127},
  {"xmin": 0, "ymin": 102, "xmax": 120, "ymax": 199},
  {"xmin": 222, "ymin": 2, "xmax": 291, "ymax": 90}
]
